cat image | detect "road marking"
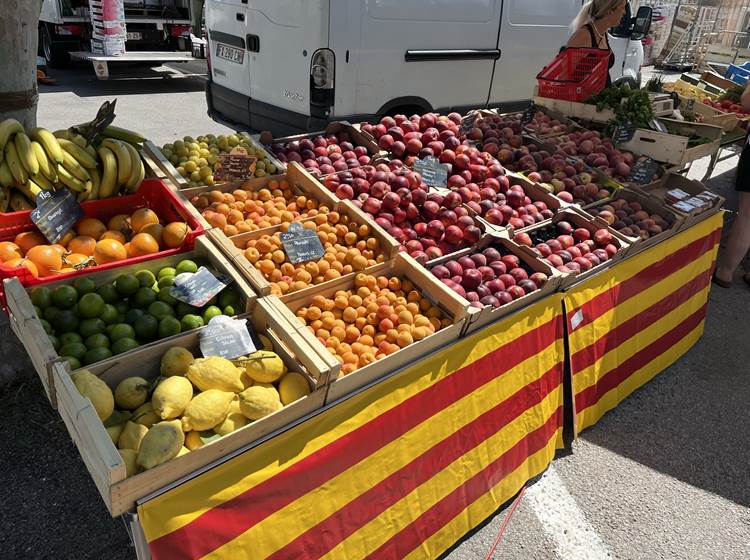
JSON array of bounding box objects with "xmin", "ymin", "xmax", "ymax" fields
[{"xmin": 524, "ymin": 465, "xmax": 612, "ymax": 559}]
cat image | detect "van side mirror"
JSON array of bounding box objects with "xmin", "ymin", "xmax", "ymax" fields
[{"xmin": 631, "ymin": 6, "xmax": 652, "ymax": 41}]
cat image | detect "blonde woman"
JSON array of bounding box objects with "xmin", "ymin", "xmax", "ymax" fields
[{"xmin": 565, "ymin": 0, "xmax": 627, "ymax": 87}]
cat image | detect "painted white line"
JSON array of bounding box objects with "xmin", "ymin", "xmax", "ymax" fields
[{"xmin": 524, "ymin": 465, "xmax": 612, "ymax": 560}]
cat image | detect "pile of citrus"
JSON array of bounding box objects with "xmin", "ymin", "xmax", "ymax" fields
[
  {"xmin": 189, "ymin": 180, "xmax": 329, "ymax": 236},
  {"xmin": 30, "ymin": 258, "xmax": 242, "ymax": 369},
  {"xmin": 242, "ymin": 212, "xmax": 387, "ymax": 296},
  {"xmin": 293, "ymin": 273, "xmax": 451, "ymax": 375},
  {"xmin": 0, "ymin": 208, "xmax": 190, "ymax": 278}
]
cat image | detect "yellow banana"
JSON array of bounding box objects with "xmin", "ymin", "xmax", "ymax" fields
[
  {"xmin": 30, "ymin": 140, "xmax": 57, "ymax": 182},
  {"xmin": 61, "ymin": 149, "xmax": 91, "ymax": 182},
  {"xmin": 123, "ymin": 141, "xmax": 144, "ymax": 193},
  {"xmin": 0, "ymin": 119, "xmax": 24, "ymax": 156},
  {"xmin": 71, "ymin": 134, "xmax": 87, "ymax": 149},
  {"xmin": 58, "ymin": 138, "xmax": 98, "ymax": 169},
  {"xmin": 14, "ymin": 133, "xmax": 39, "ymax": 177},
  {"xmin": 32, "ymin": 173, "xmax": 54, "ymax": 190},
  {"xmin": 9, "ymin": 192, "xmax": 33, "ymax": 211},
  {"xmin": 16, "ymin": 180, "xmax": 42, "ymax": 201},
  {"xmin": 97, "ymin": 146, "xmax": 118, "ymax": 198},
  {"xmin": 77, "ymin": 180, "xmax": 92, "ymax": 203},
  {"xmin": 5, "ymin": 142, "xmax": 28, "ymax": 185},
  {"xmin": 88, "ymin": 166, "xmax": 101, "ymax": 200},
  {"xmin": 0, "ymin": 161, "xmax": 14, "ymax": 188},
  {"xmin": 100, "ymin": 125, "xmax": 146, "ymax": 144},
  {"xmin": 57, "ymin": 164, "xmax": 88, "ymax": 192},
  {"xmin": 85, "ymin": 145, "xmax": 97, "ymax": 159},
  {"xmin": 0, "ymin": 187, "xmax": 9, "ymax": 212},
  {"xmin": 30, "ymin": 128, "xmax": 64, "ymax": 165},
  {"xmin": 101, "ymin": 139, "xmax": 131, "ymax": 186},
  {"xmin": 53, "ymin": 129, "xmax": 72, "ymax": 140}
]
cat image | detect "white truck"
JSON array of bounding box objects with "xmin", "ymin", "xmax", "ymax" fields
[
  {"xmin": 39, "ymin": 0, "xmax": 198, "ymax": 78},
  {"xmin": 203, "ymin": 0, "xmax": 652, "ymax": 136}
]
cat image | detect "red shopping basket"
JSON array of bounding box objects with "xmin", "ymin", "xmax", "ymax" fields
[{"xmin": 536, "ymin": 48, "xmax": 610, "ymax": 102}]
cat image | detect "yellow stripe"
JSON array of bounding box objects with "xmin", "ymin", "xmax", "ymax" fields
[
  {"xmin": 577, "ymin": 319, "xmax": 705, "ymax": 432},
  {"xmin": 318, "ymin": 389, "xmax": 562, "ymax": 560},
  {"xmin": 405, "ymin": 432, "xmax": 561, "ymax": 560},
  {"xmin": 205, "ymin": 344, "xmax": 563, "ymax": 559},
  {"xmin": 140, "ymin": 296, "xmax": 564, "ymax": 541}
]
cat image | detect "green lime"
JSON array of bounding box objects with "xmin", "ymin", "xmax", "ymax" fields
[
  {"xmin": 100, "ymin": 304, "xmax": 118, "ymax": 325},
  {"xmin": 52, "ymin": 285, "xmax": 79, "ymax": 310},
  {"xmin": 136, "ymin": 270, "xmax": 157, "ymax": 288},
  {"xmin": 175, "ymin": 259, "xmax": 198, "ymax": 275},
  {"xmin": 53, "ymin": 310, "xmax": 79, "ymax": 333},
  {"xmin": 48, "ymin": 334, "xmax": 60, "ymax": 351},
  {"xmin": 59, "ymin": 342, "xmax": 87, "ymax": 361},
  {"xmin": 133, "ymin": 287, "xmax": 158, "ymax": 309},
  {"xmin": 79, "ymin": 317, "xmax": 106, "ymax": 338},
  {"xmin": 115, "ymin": 301, "xmax": 129, "ymax": 315},
  {"xmin": 134, "ymin": 314, "xmax": 158, "ymax": 341},
  {"xmin": 158, "ymin": 287, "xmax": 177, "ymax": 306},
  {"xmin": 148, "ymin": 301, "xmax": 174, "ymax": 320},
  {"xmin": 78, "ymin": 293, "xmax": 105, "ymax": 319},
  {"xmin": 222, "ymin": 305, "xmax": 236, "ymax": 316},
  {"xmin": 96, "ymin": 283, "xmax": 119, "ymax": 304},
  {"xmin": 158, "ymin": 266, "xmax": 176, "ymax": 279},
  {"xmin": 125, "ymin": 308, "xmax": 144, "ymax": 325},
  {"xmin": 218, "ymin": 289, "xmax": 240, "ymax": 309},
  {"xmin": 202, "ymin": 306, "xmax": 223, "ymax": 324},
  {"xmin": 176, "ymin": 301, "xmax": 199, "ymax": 317},
  {"xmin": 105, "ymin": 324, "xmax": 116, "ymax": 336},
  {"xmin": 158, "ymin": 316, "xmax": 181, "ymax": 339},
  {"xmin": 83, "ymin": 346, "xmax": 112, "ymax": 365},
  {"xmin": 40, "ymin": 319, "xmax": 52, "ymax": 334},
  {"xmin": 73, "ymin": 276, "xmax": 97, "ymax": 296},
  {"xmin": 111, "ymin": 337, "xmax": 140, "ymax": 355},
  {"xmin": 115, "ymin": 274, "xmax": 140, "ymax": 297},
  {"xmin": 85, "ymin": 333, "xmax": 110, "ymax": 350},
  {"xmin": 110, "ymin": 323, "xmax": 136, "ymax": 342},
  {"xmin": 157, "ymin": 275, "xmax": 175, "ymax": 289},
  {"xmin": 30, "ymin": 286, "xmax": 52, "ymax": 309},
  {"xmin": 180, "ymin": 314, "xmax": 203, "ymax": 331},
  {"xmin": 61, "ymin": 356, "xmax": 81, "ymax": 370},
  {"xmin": 43, "ymin": 306, "xmax": 61, "ymax": 323},
  {"xmin": 58, "ymin": 332, "xmax": 82, "ymax": 346},
  {"xmin": 33, "ymin": 305, "xmax": 42, "ymax": 317}
]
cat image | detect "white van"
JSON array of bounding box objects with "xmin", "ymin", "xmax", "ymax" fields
[{"xmin": 204, "ymin": 1, "xmax": 651, "ymax": 135}]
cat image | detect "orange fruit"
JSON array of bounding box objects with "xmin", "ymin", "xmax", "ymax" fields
[
  {"xmin": 162, "ymin": 222, "xmax": 189, "ymax": 248},
  {"xmin": 3, "ymin": 257, "xmax": 38, "ymax": 277},
  {"xmin": 107, "ymin": 214, "xmax": 130, "ymax": 232},
  {"xmin": 93, "ymin": 238, "xmax": 127, "ymax": 264},
  {"xmin": 139, "ymin": 223, "xmax": 164, "ymax": 246},
  {"xmin": 0, "ymin": 241, "xmax": 22, "ymax": 262},
  {"xmin": 14, "ymin": 231, "xmax": 46, "ymax": 255},
  {"xmin": 100, "ymin": 230, "xmax": 127, "ymax": 244},
  {"xmin": 127, "ymin": 233, "xmax": 159, "ymax": 257},
  {"xmin": 68, "ymin": 236, "xmax": 97, "ymax": 257},
  {"xmin": 64, "ymin": 253, "xmax": 92, "ymax": 267},
  {"xmin": 49, "ymin": 244, "xmax": 67, "ymax": 257},
  {"xmin": 130, "ymin": 208, "xmax": 159, "ymax": 233},
  {"xmin": 76, "ymin": 218, "xmax": 107, "ymax": 240},
  {"xmin": 26, "ymin": 245, "xmax": 63, "ymax": 277}
]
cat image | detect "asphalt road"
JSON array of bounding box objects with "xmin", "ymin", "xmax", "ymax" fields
[{"xmin": 1, "ymin": 62, "xmax": 748, "ymax": 560}]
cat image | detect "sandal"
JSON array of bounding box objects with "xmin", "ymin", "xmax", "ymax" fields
[{"xmin": 712, "ymin": 273, "xmax": 732, "ymax": 288}]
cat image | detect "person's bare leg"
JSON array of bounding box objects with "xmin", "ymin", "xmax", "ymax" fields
[{"xmin": 716, "ymin": 192, "xmax": 750, "ymax": 283}]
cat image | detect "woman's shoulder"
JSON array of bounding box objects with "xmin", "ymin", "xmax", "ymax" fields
[{"xmin": 567, "ymin": 27, "xmax": 593, "ymax": 49}]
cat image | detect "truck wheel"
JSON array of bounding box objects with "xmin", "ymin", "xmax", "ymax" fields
[{"xmin": 41, "ymin": 24, "xmax": 70, "ymax": 68}]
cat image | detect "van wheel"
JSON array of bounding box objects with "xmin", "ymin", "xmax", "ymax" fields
[{"xmin": 41, "ymin": 24, "xmax": 70, "ymax": 68}]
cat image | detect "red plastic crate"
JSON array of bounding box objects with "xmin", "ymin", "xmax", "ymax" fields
[
  {"xmin": 536, "ymin": 48, "xmax": 610, "ymax": 102},
  {"xmin": 0, "ymin": 179, "xmax": 205, "ymax": 310}
]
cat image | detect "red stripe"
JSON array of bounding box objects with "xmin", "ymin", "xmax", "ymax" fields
[
  {"xmin": 569, "ymin": 228, "xmax": 720, "ymax": 332},
  {"xmin": 571, "ymin": 267, "xmax": 712, "ymax": 374},
  {"xmin": 148, "ymin": 316, "xmax": 563, "ymax": 560},
  {"xmin": 575, "ymin": 303, "xmax": 707, "ymax": 412},
  {"xmin": 266, "ymin": 363, "xmax": 563, "ymax": 560},
  {"xmin": 364, "ymin": 408, "xmax": 563, "ymax": 560}
]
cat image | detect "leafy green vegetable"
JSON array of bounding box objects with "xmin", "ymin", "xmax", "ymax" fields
[{"xmin": 586, "ymin": 84, "xmax": 655, "ymax": 131}]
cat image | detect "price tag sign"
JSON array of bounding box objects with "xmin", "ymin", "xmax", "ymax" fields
[
  {"xmin": 84, "ymin": 99, "xmax": 117, "ymax": 144},
  {"xmin": 612, "ymin": 121, "xmax": 636, "ymax": 144},
  {"xmin": 30, "ymin": 189, "xmax": 84, "ymax": 244},
  {"xmin": 627, "ymin": 157, "xmax": 661, "ymax": 185},
  {"xmin": 170, "ymin": 266, "xmax": 233, "ymax": 307},
  {"xmin": 280, "ymin": 222, "xmax": 325, "ymax": 264},
  {"xmin": 413, "ymin": 156, "xmax": 448, "ymax": 188},
  {"xmin": 459, "ymin": 112, "xmax": 478, "ymax": 136},
  {"xmin": 686, "ymin": 98, "xmax": 695, "ymax": 113},
  {"xmin": 521, "ymin": 103, "xmax": 536, "ymax": 126},
  {"xmin": 214, "ymin": 151, "xmax": 257, "ymax": 182},
  {"xmin": 199, "ymin": 316, "xmax": 256, "ymax": 359}
]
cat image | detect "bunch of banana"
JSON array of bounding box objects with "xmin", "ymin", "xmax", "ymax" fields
[{"xmin": 0, "ymin": 118, "xmax": 146, "ymax": 211}]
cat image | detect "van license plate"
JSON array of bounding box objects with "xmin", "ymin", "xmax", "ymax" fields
[
  {"xmin": 216, "ymin": 43, "xmax": 244, "ymax": 64},
  {"xmin": 126, "ymin": 32, "xmax": 142, "ymax": 41}
]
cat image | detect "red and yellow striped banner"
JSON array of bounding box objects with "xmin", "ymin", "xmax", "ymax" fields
[
  {"xmin": 564, "ymin": 214, "xmax": 723, "ymax": 435},
  {"xmin": 138, "ymin": 294, "xmax": 566, "ymax": 560}
]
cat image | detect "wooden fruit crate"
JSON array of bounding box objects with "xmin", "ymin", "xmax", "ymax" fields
[
  {"xmin": 46, "ymin": 297, "xmax": 339, "ymax": 517},
  {"xmin": 636, "ymin": 173, "xmax": 725, "ymax": 231},
  {"xmin": 273, "ymin": 252, "xmax": 470, "ymax": 404},
  {"xmin": 427, "ymin": 233, "xmax": 566, "ymax": 335},
  {"xmin": 211, "ymin": 199, "xmax": 400, "ymax": 297},
  {"xmin": 620, "ymin": 119, "xmax": 722, "ymax": 166},
  {"xmin": 5, "ymin": 235, "xmax": 257, "ymax": 405},
  {"xmin": 683, "ymin": 98, "xmax": 740, "ymax": 132},
  {"xmin": 532, "ymin": 95, "xmax": 616, "ymax": 123}
]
